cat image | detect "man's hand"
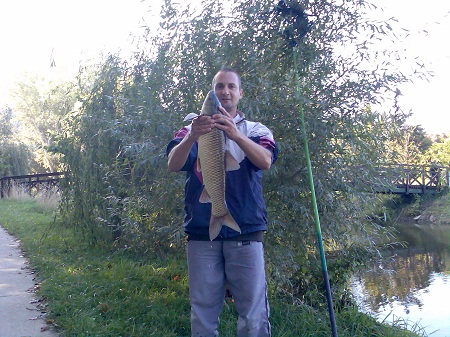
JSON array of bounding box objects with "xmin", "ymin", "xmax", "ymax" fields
[
  {"xmin": 168, "ymin": 114, "xmax": 216, "ymax": 172},
  {"xmin": 213, "ymin": 107, "xmax": 272, "ymax": 170},
  {"xmin": 190, "ymin": 115, "xmax": 215, "ymax": 141},
  {"xmin": 212, "ymin": 107, "xmax": 242, "ymax": 142}
]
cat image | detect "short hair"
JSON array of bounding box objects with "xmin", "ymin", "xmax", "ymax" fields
[{"xmin": 211, "ymin": 67, "xmax": 242, "ymax": 90}]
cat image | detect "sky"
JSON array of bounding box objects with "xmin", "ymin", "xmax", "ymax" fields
[
  {"xmin": 0, "ymin": 0, "xmax": 449, "ymax": 134},
  {"xmin": 370, "ymin": 0, "xmax": 450, "ymax": 135},
  {"xmin": 0, "ymin": 0, "xmax": 153, "ymax": 88}
]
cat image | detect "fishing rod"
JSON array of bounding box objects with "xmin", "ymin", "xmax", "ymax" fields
[{"xmin": 274, "ymin": 1, "xmax": 338, "ymax": 336}]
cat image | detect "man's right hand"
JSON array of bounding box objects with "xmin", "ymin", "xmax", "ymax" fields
[
  {"xmin": 189, "ymin": 115, "xmax": 215, "ymax": 141},
  {"xmin": 168, "ymin": 115, "xmax": 215, "ymax": 172}
]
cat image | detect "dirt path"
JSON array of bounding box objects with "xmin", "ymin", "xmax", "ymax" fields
[{"xmin": 0, "ymin": 225, "xmax": 59, "ymax": 337}]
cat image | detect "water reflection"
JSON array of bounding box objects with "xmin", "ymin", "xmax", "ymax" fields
[{"xmin": 351, "ymin": 224, "xmax": 450, "ymax": 337}]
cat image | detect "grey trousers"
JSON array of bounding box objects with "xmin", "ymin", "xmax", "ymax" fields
[{"xmin": 187, "ymin": 240, "xmax": 271, "ymax": 337}]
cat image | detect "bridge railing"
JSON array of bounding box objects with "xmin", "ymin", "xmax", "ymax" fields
[
  {"xmin": 375, "ymin": 164, "xmax": 449, "ymax": 194},
  {"xmin": 0, "ymin": 172, "xmax": 64, "ymax": 198}
]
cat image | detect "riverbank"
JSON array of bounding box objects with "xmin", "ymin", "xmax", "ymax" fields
[
  {"xmin": 0, "ymin": 198, "xmax": 422, "ymax": 337},
  {"xmin": 395, "ymin": 191, "xmax": 450, "ymax": 226}
]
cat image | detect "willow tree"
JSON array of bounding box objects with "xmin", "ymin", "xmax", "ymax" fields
[
  {"xmin": 57, "ymin": 0, "xmax": 426, "ymax": 302},
  {"xmin": 140, "ymin": 0, "xmax": 421, "ymax": 301}
]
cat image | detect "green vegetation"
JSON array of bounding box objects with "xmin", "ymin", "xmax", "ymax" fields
[
  {"xmin": 38, "ymin": 0, "xmax": 435, "ymax": 306},
  {"xmin": 11, "ymin": 75, "xmax": 77, "ymax": 172},
  {"xmin": 0, "ymin": 197, "xmax": 423, "ymax": 337},
  {"xmin": 394, "ymin": 191, "xmax": 450, "ymax": 226},
  {"xmin": 423, "ymin": 192, "xmax": 450, "ymax": 224},
  {"xmin": 0, "ymin": 107, "xmax": 31, "ymax": 177},
  {"xmin": 1, "ymin": 0, "xmax": 449, "ymax": 335},
  {"xmin": 421, "ymin": 137, "xmax": 450, "ymax": 166}
]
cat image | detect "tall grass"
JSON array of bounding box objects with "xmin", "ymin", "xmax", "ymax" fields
[
  {"xmin": 0, "ymin": 198, "xmax": 425, "ymax": 337},
  {"xmin": 5, "ymin": 183, "xmax": 61, "ymax": 212}
]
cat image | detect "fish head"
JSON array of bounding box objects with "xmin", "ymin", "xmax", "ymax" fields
[{"xmin": 201, "ymin": 90, "xmax": 222, "ymax": 116}]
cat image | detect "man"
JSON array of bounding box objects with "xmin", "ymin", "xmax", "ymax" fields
[{"xmin": 166, "ymin": 68, "xmax": 278, "ymax": 337}]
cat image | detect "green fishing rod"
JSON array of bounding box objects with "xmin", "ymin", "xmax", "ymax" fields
[
  {"xmin": 293, "ymin": 46, "xmax": 338, "ymax": 337},
  {"xmin": 274, "ymin": 1, "xmax": 338, "ymax": 336}
]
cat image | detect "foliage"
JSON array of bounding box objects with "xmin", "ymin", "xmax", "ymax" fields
[
  {"xmin": 396, "ymin": 191, "xmax": 450, "ymax": 226},
  {"xmin": 424, "ymin": 191, "xmax": 450, "ymax": 225},
  {"xmin": 384, "ymin": 125, "xmax": 433, "ymax": 165},
  {"xmin": 56, "ymin": 55, "xmax": 185, "ymax": 252},
  {"xmin": 0, "ymin": 106, "xmax": 14, "ymax": 142},
  {"xmin": 0, "ymin": 198, "xmax": 424, "ymax": 337},
  {"xmin": 53, "ymin": 0, "xmax": 428, "ymax": 305},
  {"xmin": 0, "ymin": 142, "xmax": 31, "ymax": 177},
  {"xmin": 0, "ymin": 107, "xmax": 31, "ymax": 176},
  {"xmin": 420, "ymin": 138, "xmax": 450, "ymax": 166},
  {"xmin": 10, "ymin": 74, "xmax": 77, "ymax": 172}
]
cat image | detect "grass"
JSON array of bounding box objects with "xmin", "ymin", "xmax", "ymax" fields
[
  {"xmin": 0, "ymin": 196, "xmax": 426, "ymax": 337},
  {"xmin": 421, "ymin": 191, "xmax": 450, "ymax": 225},
  {"xmin": 394, "ymin": 190, "xmax": 450, "ymax": 227}
]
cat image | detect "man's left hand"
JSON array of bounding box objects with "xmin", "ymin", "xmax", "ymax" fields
[{"xmin": 212, "ymin": 107, "xmax": 241, "ymax": 142}]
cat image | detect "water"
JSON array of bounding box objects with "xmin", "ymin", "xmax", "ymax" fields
[{"xmin": 351, "ymin": 223, "xmax": 450, "ymax": 337}]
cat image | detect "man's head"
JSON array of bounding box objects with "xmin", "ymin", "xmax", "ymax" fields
[
  {"xmin": 211, "ymin": 68, "xmax": 243, "ymax": 116},
  {"xmin": 211, "ymin": 67, "xmax": 242, "ymax": 90}
]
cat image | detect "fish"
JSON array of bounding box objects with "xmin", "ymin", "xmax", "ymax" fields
[{"xmin": 196, "ymin": 90, "xmax": 241, "ymax": 240}]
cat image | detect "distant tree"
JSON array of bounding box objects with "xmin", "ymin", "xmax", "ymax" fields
[
  {"xmin": 385, "ymin": 125, "xmax": 433, "ymax": 164},
  {"xmin": 11, "ymin": 75, "xmax": 77, "ymax": 172},
  {"xmin": 434, "ymin": 133, "xmax": 449, "ymax": 143},
  {"xmin": 0, "ymin": 107, "xmax": 31, "ymax": 176},
  {"xmin": 0, "ymin": 143, "xmax": 31, "ymax": 177},
  {"xmin": 0, "ymin": 107, "xmax": 14, "ymax": 142},
  {"xmin": 421, "ymin": 138, "xmax": 450, "ymax": 166}
]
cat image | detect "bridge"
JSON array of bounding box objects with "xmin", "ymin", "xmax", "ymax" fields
[
  {"xmin": 373, "ymin": 164, "xmax": 449, "ymax": 194},
  {"xmin": 0, "ymin": 172, "xmax": 63, "ymax": 198}
]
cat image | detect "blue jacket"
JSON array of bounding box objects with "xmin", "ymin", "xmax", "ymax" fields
[{"xmin": 166, "ymin": 112, "xmax": 278, "ymax": 239}]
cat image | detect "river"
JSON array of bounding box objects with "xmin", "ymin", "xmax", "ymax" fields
[{"xmin": 350, "ymin": 223, "xmax": 450, "ymax": 337}]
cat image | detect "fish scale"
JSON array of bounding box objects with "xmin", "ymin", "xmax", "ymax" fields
[
  {"xmin": 197, "ymin": 90, "xmax": 241, "ymax": 240},
  {"xmin": 198, "ymin": 128, "xmax": 228, "ymax": 217}
]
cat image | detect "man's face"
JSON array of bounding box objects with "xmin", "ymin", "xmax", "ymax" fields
[{"xmin": 213, "ymin": 71, "xmax": 243, "ymax": 116}]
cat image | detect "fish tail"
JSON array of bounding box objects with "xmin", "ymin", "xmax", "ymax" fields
[{"xmin": 209, "ymin": 213, "xmax": 241, "ymax": 241}]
